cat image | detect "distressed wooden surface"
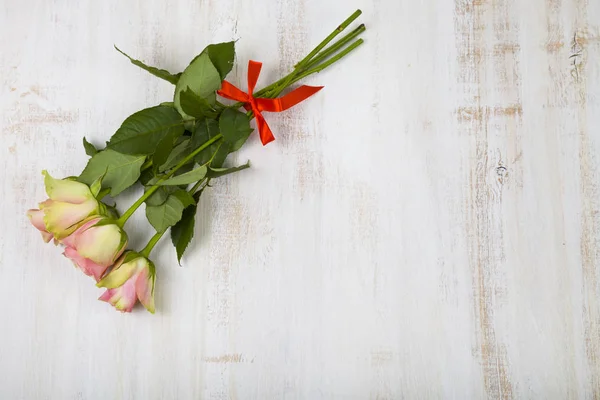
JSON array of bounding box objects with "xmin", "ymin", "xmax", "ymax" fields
[{"xmin": 1, "ymin": 0, "xmax": 599, "ymax": 398}]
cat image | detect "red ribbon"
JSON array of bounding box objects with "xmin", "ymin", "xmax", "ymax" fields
[{"xmin": 217, "ymin": 60, "xmax": 324, "ymax": 145}]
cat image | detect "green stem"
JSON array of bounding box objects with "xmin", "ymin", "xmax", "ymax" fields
[
  {"xmin": 287, "ymin": 39, "xmax": 364, "ymax": 84},
  {"xmin": 231, "ymin": 9, "xmax": 363, "ymax": 107},
  {"xmin": 239, "ymin": 38, "xmax": 363, "ymax": 119},
  {"xmin": 138, "ymin": 163, "xmax": 240, "ymax": 257},
  {"xmin": 141, "ymin": 159, "xmax": 153, "ymax": 171},
  {"xmin": 97, "ymin": 187, "xmax": 111, "ymax": 200},
  {"xmin": 140, "ymin": 232, "xmax": 162, "ymax": 257},
  {"xmin": 269, "ymin": 10, "xmax": 362, "ymax": 101},
  {"xmin": 122, "ymin": 11, "xmax": 366, "ymax": 253},
  {"xmin": 260, "ymin": 38, "xmax": 363, "ymax": 103},
  {"xmin": 116, "ymin": 133, "xmax": 224, "ymax": 227},
  {"xmin": 303, "ymin": 24, "xmax": 365, "ymax": 71},
  {"xmin": 293, "ymin": 9, "xmax": 362, "ymax": 69},
  {"xmin": 138, "ymin": 180, "xmax": 209, "ymax": 258},
  {"xmin": 189, "ymin": 178, "xmax": 207, "ymax": 194},
  {"xmin": 138, "ymin": 177, "xmax": 209, "ymax": 258}
]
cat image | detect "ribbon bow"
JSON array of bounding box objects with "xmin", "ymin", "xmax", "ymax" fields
[{"xmin": 217, "ymin": 60, "xmax": 324, "ymax": 145}]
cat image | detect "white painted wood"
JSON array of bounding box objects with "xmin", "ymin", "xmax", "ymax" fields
[{"xmin": 1, "ymin": 0, "xmax": 599, "ymax": 398}]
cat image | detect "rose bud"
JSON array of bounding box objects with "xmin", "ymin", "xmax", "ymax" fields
[
  {"xmin": 97, "ymin": 252, "xmax": 156, "ymax": 313},
  {"xmin": 27, "ymin": 170, "xmax": 105, "ymax": 241},
  {"xmin": 62, "ymin": 216, "xmax": 127, "ymax": 281}
]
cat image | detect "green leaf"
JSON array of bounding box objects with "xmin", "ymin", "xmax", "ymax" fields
[
  {"xmin": 146, "ymin": 194, "xmax": 186, "ymax": 233},
  {"xmin": 89, "ymin": 168, "xmax": 107, "ymax": 197},
  {"xmin": 152, "ymin": 136, "xmax": 174, "ymax": 173},
  {"xmin": 103, "ymin": 203, "xmax": 120, "ymax": 219},
  {"xmin": 219, "ymin": 108, "xmax": 253, "ymax": 148},
  {"xmin": 171, "ymin": 189, "xmax": 196, "ymax": 208},
  {"xmin": 78, "ymin": 149, "xmax": 145, "ymax": 196},
  {"xmin": 206, "ymin": 42, "xmax": 235, "ymax": 80},
  {"xmin": 83, "ymin": 137, "xmax": 98, "ymax": 156},
  {"xmin": 139, "ymin": 167, "xmax": 155, "ymax": 186},
  {"xmin": 145, "ymin": 189, "xmax": 169, "ymax": 207},
  {"xmin": 145, "ymin": 186, "xmax": 177, "ymax": 207},
  {"xmin": 158, "ymin": 166, "xmax": 207, "ymax": 186},
  {"xmin": 115, "ymin": 46, "xmax": 181, "ymax": 85},
  {"xmin": 159, "ymin": 138, "xmax": 191, "ymax": 172},
  {"xmin": 210, "ymin": 145, "xmax": 229, "ymax": 167},
  {"xmin": 210, "ymin": 109, "xmax": 252, "ymax": 167},
  {"xmin": 152, "ymin": 125, "xmax": 185, "ymax": 172},
  {"xmin": 171, "ymin": 160, "xmax": 195, "ymax": 178},
  {"xmin": 107, "ymin": 106, "xmax": 184, "ymax": 155},
  {"xmin": 191, "ymin": 118, "xmax": 221, "ymax": 165},
  {"xmin": 191, "ymin": 118, "xmax": 220, "ymax": 148},
  {"xmin": 230, "ymin": 132, "xmax": 252, "ymax": 152},
  {"xmin": 207, "ymin": 161, "xmax": 250, "ymax": 178},
  {"xmin": 180, "ymin": 89, "xmax": 218, "ymax": 119},
  {"xmin": 171, "ymin": 203, "xmax": 198, "ymax": 264},
  {"xmin": 174, "ymin": 52, "xmax": 221, "ymax": 117}
]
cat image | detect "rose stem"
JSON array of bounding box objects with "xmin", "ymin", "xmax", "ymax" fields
[
  {"xmin": 229, "ymin": 9, "xmax": 363, "ymax": 108},
  {"xmin": 140, "ymin": 232, "xmax": 163, "ymax": 257},
  {"xmin": 256, "ymin": 24, "xmax": 365, "ymax": 98},
  {"xmin": 302, "ymin": 24, "xmax": 365, "ymax": 71},
  {"xmin": 116, "ymin": 133, "xmax": 224, "ymax": 227},
  {"xmin": 286, "ymin": 39, "xmax": 364, "ymax": 85},
  {"xmin": 139, "ymin": 177, "xmax": 209, "ymax": 257},
  {"xmin": 129, "ymin": 11, "xmax": 366, "ymax": 224}
]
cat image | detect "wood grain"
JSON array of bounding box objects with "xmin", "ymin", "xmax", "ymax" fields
[{"xmin": 1, "ymin": 0, "xmax": 599, "ymax": 398}]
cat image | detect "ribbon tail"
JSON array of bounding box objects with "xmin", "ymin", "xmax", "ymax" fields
[
  {"xmin": 256, "ymin": 85, "xmax": 324, "ymax": 112},
  {"xmin": 217, "ymin": 80, "xmax": 249, "ymax": 102},
  {"xmin": 247, "ymin": 61, "xmax": 263, "ymax": 94},
  {"xmin": 255, "ymin": 113, "xmax": 275, "ymax": 146}
]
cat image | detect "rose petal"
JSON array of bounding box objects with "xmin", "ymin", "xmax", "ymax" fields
[
  {"xmin": 43, "ymin": 170, "xmax": 94, "ymax": 203},
  {"xmin": 27, "ymin": 209, "xmax": 47, "ymax": 231},
  {"xmin": 98, "ymin": 278, "xmax": 138, "ymax": 312},
  {"xmin": 135, "ymin": 266, "xmax": 155, "ymax": 314},
  {"xmin": 63, "ymin": 246, "xmax": 109, "ymax": 281},
  {"xmin": 76, "ymin": 224, "xmax": 126, "ymax": 266},
  {"xmin": 40, "ymin": 231, "xmax": 53, "ymax": 243},
  {"xmin": 96, "ymin": 256, "xmax": 138, "ymax": 289},
  {"xmin": 61, "ymin": 217, "xmax": 102, "ymax": 248},
  {"xmin": 27, "ymin": 209, "xmax": 53, "ymax": 243},
  {"xmin": 42, "ymin": 200, "xmax": 98, "ymax": 238}
]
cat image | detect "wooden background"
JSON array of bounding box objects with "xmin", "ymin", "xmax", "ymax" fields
[{"xmin": 1, "ymin": 0, "xmax": 599, "ymax": 398}]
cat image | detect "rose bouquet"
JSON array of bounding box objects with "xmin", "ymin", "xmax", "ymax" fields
[{"xmin": 27, "ymin": 10, "xmax": 366, "ymax": 313}]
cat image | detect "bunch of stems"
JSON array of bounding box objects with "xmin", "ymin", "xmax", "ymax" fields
[{"xmin": 120, "ymin": 10, "xmax": 366, "ymax": 256}]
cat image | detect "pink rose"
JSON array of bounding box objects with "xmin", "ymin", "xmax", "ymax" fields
[
  {"xmin": 27, "ymin": 170, "xmax": 103, "ymax": 241},
  {"xmin": 26, "ymin": 209, "xmax": 54, "ymax": 243},
  {"xmin": 97, "ymin": 252, "xmax": 156, "ymax": 313},
  {"xmin": 62, "ymin": 217, "xmax": 128, "ymax": 281}
]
